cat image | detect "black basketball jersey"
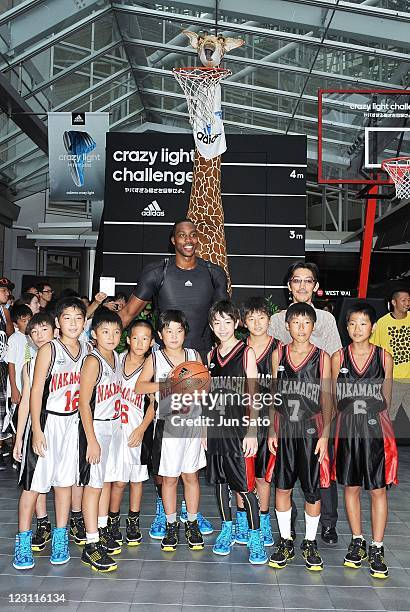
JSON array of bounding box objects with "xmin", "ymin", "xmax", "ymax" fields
[
  {"xmin": 336, "ymin": 345, "xmax": 386, "ymax": 414},
  {"xmin": 248, "ymin": 336, "xmax": 277, "ymax": 391},
  {"xmin": 277, "ymin": 343, "xmax": 323, "ymax": 421},
  {"xmin": 207, "ymin": 340, "xmax": 250, "ymax": 456}
]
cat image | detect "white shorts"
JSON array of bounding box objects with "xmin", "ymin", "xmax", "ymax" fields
[
  {"xmin": 30, "ymin": 412, "xmax": 79, "ymax": 493},
  {"xmin": 105, "ymin": 427, "xmax": 149, "ymax": 483},
  {"xmin": 86, "ymin": 419, "xmax": 122, "ymax": 489},
  {"xmin": 153, "ymin": 420, "xmax": 206, "ymax": 477}
]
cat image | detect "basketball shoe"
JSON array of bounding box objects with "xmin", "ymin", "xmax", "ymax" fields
[
  {"xmin": 13, "ymin": 530, "xmax": 35, "ymax": 570},
  {"xmin": 32, "ymin": 518, "xmax": 51, "ymax": 552},
  {"xmin": 344, "ymin": 538, "xmax": 367, "ymax": 568}
]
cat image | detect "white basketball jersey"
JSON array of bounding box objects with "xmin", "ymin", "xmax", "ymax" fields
[
  {"xmin": 120, "ymin": 352, "xmax": 146, "ymax": 435},
  {"xmin": 90, "ymin": 348, "xmax": 122, "ymax": 421},
  {"xmin": 152, "ymin": 348, "xmax": 197, "ymax": 417},
  {"xmin": 44, "ymin": 338, "xmax": 89, "ymax": 415}
]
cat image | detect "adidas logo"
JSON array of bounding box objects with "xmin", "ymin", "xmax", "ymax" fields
[
  {"xmin": 73, "ymin": 114, "xmax": 85, "ymax": 124},
  {"xmin": 141, "ymin": 200, "xmax": 165, "ymax": 217}
]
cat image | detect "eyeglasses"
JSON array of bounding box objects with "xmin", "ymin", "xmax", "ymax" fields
[{"xmin": 290, "ymin": 277, "xmax": 316, "ymax": 286}]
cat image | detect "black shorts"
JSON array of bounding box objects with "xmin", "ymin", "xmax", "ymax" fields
[
  {"xmin": 206, "ymin": 453, "xmax": 255, "ymax": 493},
  {"xmin": 336, "ymin": 411, "xmax": 387, "ymax": 490},
  {"xmin": 274, "ymin": 419, "xmax": 321, "ymax": 504}
]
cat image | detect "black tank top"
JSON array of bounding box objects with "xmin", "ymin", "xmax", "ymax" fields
[
  {"xmin": 336, "ymin": 345, "xmax": 386, "ymax": 414},
  {"xmin": 277, "ymin": 343, "xmax": 323, "ymax": 421},
  {"xmin": 248, "ymin": 336, "xmax": 277, "ymax": 391},
  {"xmin": 207, "ymin": 340, "xmax": 250, "ymax": 456}
]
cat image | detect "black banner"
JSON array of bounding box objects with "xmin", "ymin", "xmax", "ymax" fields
[{"xmin": 97, "ymin": 133, "xmax": 306, "ymax": 307}]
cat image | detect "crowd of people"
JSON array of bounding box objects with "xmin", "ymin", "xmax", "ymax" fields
[{"xmin": 0, "ymin": 219, "xmax": 409, "ymax": 583}]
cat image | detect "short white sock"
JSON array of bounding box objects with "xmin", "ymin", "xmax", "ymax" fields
[
  {"xmin": 86, "ymin": 531, "xmax": 99, "ymax": 544},
  {"xmin": 305, "ymin": 512, "xmax": 320, "ymax": 541},
  {"xmin": 275, "ymin": 508, "xmax": 291, "ymax": 540},
  {"xmin": 166, "ymin": 512, "xmax": 177, "ymax": 524},
  {"xmin": 353, "ymin": 534, "xmax": 364, "ymax": 540},
  {"xmin": 371, "ymin": 540, "xmax": 383, "ymax": 548},
  {"xmin": 187, "ymin": 512, "xmax": 197, "ymax": 522},
  {"xmin": 97, "ymin": 516, "xmax": 108, "ymax": 528}
]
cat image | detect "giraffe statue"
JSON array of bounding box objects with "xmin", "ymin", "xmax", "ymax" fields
[
  {"xmin": 181, "ymin": 31, "xmax": 244, "ymax": 294},
  {"xmin": 187, "ymin": 150, "xmax": 231, "ymax": 293}
]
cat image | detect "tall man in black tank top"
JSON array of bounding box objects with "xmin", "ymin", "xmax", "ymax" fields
[{"xmin": 120, "ymin": 219, "xmax": 228, "ymax": 359}]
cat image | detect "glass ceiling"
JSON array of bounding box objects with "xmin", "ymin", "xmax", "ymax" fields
[{"xmin": 0, "ymin": 0, "xmax": 409, "ymax": 200}]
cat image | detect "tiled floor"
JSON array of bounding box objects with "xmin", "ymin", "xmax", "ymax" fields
[{"xmin": 0, "ymin": 449, "xmax": 409, "ymax": 612}]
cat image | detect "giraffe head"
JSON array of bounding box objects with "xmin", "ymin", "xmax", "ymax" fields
[{"xmin": 183, "ymin": 30, "xmax": 244, "ymax": 67}]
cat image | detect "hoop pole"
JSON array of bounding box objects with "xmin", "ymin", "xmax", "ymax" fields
[{"xmin": 358, "ymin": 184, "xmax": 377, "ymax": 298}]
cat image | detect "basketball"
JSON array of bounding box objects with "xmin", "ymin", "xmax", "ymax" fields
[{"xmin": 169, "ymin": 361, "xmax": 211, "ymax": 394}]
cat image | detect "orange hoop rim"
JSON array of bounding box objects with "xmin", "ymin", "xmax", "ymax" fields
[
  {"xmin": 173, "ymin": 66, "xmax": 231, "ymax": 79},
  {"xmin": 382, "ymin": 156, "xmax": 410, "ymax": 168}
]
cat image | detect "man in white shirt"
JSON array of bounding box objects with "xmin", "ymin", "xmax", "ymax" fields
[
  {"xmin": 6, "ymin": 304, "xmax": 31, "ymax": 405},
  {"xmin": 268, "ymin": 261, "xmax": 342, "ymax": 545}
]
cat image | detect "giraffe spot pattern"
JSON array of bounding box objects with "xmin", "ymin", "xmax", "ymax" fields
[{"xmin": 387, "ymin": 325, "xmax": 410, "ymax": 365}]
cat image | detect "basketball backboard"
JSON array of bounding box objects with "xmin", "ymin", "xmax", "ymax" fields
[{"xmin": 318, "ymin": 89, "xmax": 410, "ymax": 185}]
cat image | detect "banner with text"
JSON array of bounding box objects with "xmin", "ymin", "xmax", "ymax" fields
[{"xmin": 48, "ymin": 112, "xmax": 109, "ymax": 201}]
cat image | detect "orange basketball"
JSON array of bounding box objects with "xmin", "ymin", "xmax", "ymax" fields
[{"xmin": 169, "ymin": 361, "xmax": 211, "ymax": 394}]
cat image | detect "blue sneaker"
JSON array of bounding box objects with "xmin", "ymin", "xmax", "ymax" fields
[
  {"xmin": 213, "ymin": 521, "xmax": 234, "ymax": 556},
  {"xmin": 149, "ymin": 497, "xmax": 166, "ymax": 540},
  {"xmin": 13, "ymin": 530, "xmax": 34, "ymax": 570},
  {"xmin": 50, "ymin": 527, "xmax": 70, "ymax": 565},
  {"xmin": 260, "ymin": 513, "xmax": 274, "ymax": 547},
  {"xmin": 197, "ymin": 513, "xmax": 214, "ymax": 535},
  {"xmin": 235, "ymin": 510, "xmax": 249, "ymax": 544},
  {"xmin": 180, "ymin": 501, "xmax": 214, "ymax": 535},
  {"xmin": 248, "ymin": 529, "xmax": 268, "ymax": 565}
]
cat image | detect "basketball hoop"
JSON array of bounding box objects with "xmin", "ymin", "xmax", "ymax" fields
[
  {"xmin": 381, "ymin": 157, "xmax": 410, "ymax": 200},
  {"xmin": 173, "ymin": 66, "xmax": 231, "ymax": 126}
]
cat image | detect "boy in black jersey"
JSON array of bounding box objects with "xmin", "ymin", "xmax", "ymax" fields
[
  {"xmin": 267, "ymin": 303, "xmax": 331, "ymax": 571},
  {"xmin": 331, "ymin": 302, "xmax": 398, "ymax": 579},
  {"xmin": 206, "ymin": 300, "xmax": 267, "ymax": 565},
  {"xmin": 234, "ymin": 297, "xmax": 277, "ymax": 547}
]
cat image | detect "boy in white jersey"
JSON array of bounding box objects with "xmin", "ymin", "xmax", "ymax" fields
[
  {"xmin": 13, "ymin": 314, "xmax": 54, "ymax": 569},
  {"xmin": 79, "ymin": 309, "xmax": 123, "ymax": 572},
  {"xmin": 136, "ymin": 310, "xmax": 206, "ymax": 553},
  {"xmin": 14, "ymin": 298, "xmax": 88, "ymax": 568},
  {"xmin": 106, "ymin": 319, "xmax": 155, "ymax": 547}
]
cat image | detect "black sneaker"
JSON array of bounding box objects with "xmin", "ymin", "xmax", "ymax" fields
[
  {"xmin": 108, "ymin": 514, "xmax": 123, "ymax": 546},
  {"xmin": 32, "ymin": 520, "xmax": 52, "ymax": 552},
  {"xmin": 81, "ymin": 541, "xmax": 117, "ymax": 572},
  {"xmin": 321, "ymin": 526, "xmax": 338, "ymax": 545},
  {"xmin": 98, "ymin": 526, "xmax": 121, "ymax": 555},
  {"xmin": 161, "ymin": 522, "xmax": 179, "ymax": 552},
  {"xmin": 126, "ymin": 516, "xmax": 142, "ymax": 546},
  {"xmin": 301, "ymin": 539, "xmax": 324, "ymax": 571},
  {"xmin": 268, "ymin": 537, "xmax": 295, "ymax": 569},
  {"xmin": 344, "ymin": 538, "xmax": 367, "ymax": 568},
  {"xmin": 70, "ymin": 515, "xmax": 86, "ymax": 546},
  {"xmin": 368, "ymin": 545, "xmax": 388, "ymax": 579},
  {"xmin": 185, "ymin": 520, "xmax": 204, "ymax": 550}
]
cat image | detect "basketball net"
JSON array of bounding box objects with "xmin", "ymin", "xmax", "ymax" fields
[
  {"xmin": 382, "ymin": 157, "xmax": 410, "ymax": 200},
  {"xmin": 173, "ymin": 67, "xmax": 231, "ymax": 160}
]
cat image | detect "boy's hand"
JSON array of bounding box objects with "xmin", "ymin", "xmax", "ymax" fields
[
  {"xmin": 243, "ymin": 435, "xmax": 258, "ymax": 458},
  {"xmin": 268, "ymin": 435, "xmax": 278, "ymax": 455},
  {"xmin": 314, "ymin": 437, "xmax": 328, "ymax": 464},
  {"xmin": 94, "ymin": 292, "xmax": 107, "ymax": 304},
  {"xmin": 11, "ymin": 387, "xmax": 21, "ymax": 406},
  {"xmin": 13, "ymin": 438, "xmax": 23, "ymax": 462},
  {"xmin": 86, "ymin": 440, "xmax": 101, "ymax": 464},
  {"xmin": 128, "ymin": 426, "xmax": 144, "ymax": 448},
  {"xmin": 32, "ymin": 430, "xmax": 47, "ymax": 457}
]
